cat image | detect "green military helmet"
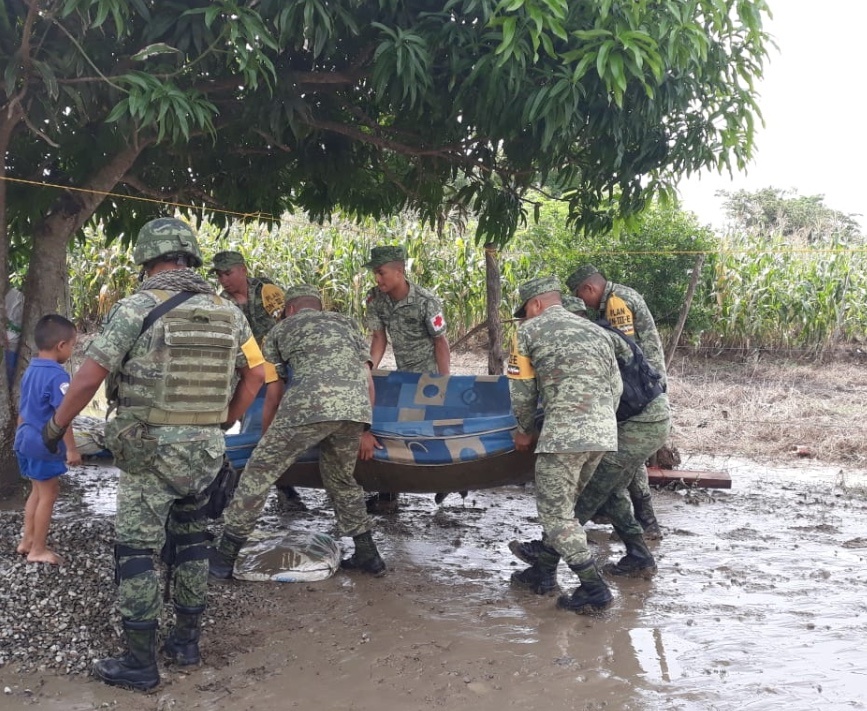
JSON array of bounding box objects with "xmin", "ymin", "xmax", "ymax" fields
[{"xmin": 133, "ymin": 218, "xmax": 203, "ymax": 268}]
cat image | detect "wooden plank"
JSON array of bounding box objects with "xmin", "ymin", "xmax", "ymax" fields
[{"xmin": 648, "ymin": 466, "xmax": 731, "ymax": 489}]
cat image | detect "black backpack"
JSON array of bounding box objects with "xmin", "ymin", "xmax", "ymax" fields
[{"xmin": 595, "ymin": 318, "xmax": 665, "ymax": 421}]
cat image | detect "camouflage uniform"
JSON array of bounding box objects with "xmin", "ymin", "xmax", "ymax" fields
[
  {"xmin": 222, "ymin": 276, "xmax": 284, "ymax": 345},
  {"xmin": 222, "ymin": 304, "xmax": 373, "ymax": 541},
  {"xmin": 364, "ymin": 281, "xmax": 447, "ymax": 373},
  {"xmin": 88, "ymin": 269, "xmax": 260, "ymax": 621},
  {"xmin": 595, "ymin": 280, "xmax": 668, "ymax": 506},
  {"xmin": 509, "ymin": 296, "xmax": 621, "ymax": 567}
]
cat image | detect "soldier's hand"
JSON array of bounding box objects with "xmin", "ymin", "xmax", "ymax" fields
[
  {"xmin": 358, "ymin": 431, "xmax": 383, "ymax": 461},
  {"xmin": 513, "ymin": 430, "xmax": 535, "ymax": 452},
  {"xmin": 42, "ymin": 416, "xmax": 68, "ymax": 454}
]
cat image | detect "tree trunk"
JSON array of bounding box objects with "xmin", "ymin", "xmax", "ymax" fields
[
  {"xmin": 665, "ymin": 253, "xmax": 706, "ymax": 369},
  {"xmin": 484, "ymin": 244, "xmax": 504, "ymax": 375},
  {"xmin": 0, "ymin": 138, "xmax": 147, "ymax": 496}
]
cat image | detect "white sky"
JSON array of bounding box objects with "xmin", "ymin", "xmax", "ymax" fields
[{"xmin": 677, "ymin": 0, "xmax": 867, "ymax": 230}]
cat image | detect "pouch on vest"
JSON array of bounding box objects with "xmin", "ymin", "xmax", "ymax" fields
[{"xmin": 596, "ymin": 318, "xmax": 664, "ymax": 421}]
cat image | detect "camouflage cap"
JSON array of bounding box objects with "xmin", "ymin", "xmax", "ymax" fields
[
  {"xmin": 284, "ymin": 284, "xmax": 322, "ymax": 302},
  {"xmin": 513, "ymin": 275, "xmax": 561, "ymax": 318},
  {"xmin": 364, "ymin": 245, "xmax": 407, "ymax": 269},
  {"xmin": 562, "ymin": 293, "xmax": 588, "ymax": 316},
  {"xmin": 209, "ymin": 250, "xmax": 246, "ymax": 273},
  {"xmin": 565, "ymin": 264, "xmax": 599, "ymax": 293}
]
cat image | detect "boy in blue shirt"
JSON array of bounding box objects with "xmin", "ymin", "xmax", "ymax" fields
[{"xmin": 15, "ymin": 314, "xmax": 81, "ymax": 564}]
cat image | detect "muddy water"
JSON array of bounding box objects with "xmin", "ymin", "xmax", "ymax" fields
[{"xmin": 3, "ymin": 455, "xmax": 866, "ymax": 711}]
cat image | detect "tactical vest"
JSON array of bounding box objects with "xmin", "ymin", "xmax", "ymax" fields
[
  {"xmin": 596, "ymin": 318, "xmax": 664, "ymax": 421},
  {"xmin": 117, "ymin": 290, "xmax": 237, "ymax": 425}
]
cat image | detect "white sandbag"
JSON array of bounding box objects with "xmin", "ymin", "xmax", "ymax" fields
[{"xmin": 232, "ymin": 531, "xmax": 341, "ymax": 583}]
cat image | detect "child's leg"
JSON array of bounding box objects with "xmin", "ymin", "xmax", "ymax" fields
[
  {"xmin": 27, "ymin": 477, "xmax": 62, "ymax": 564},
  {"xmin": 17, "ymin": 483, "xmax": 38, "ymax": 555}
]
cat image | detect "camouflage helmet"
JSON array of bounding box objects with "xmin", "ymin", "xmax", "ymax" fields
[{"xmin": 133, "ymin": 218, "xmax": 203, "ymax": 268}]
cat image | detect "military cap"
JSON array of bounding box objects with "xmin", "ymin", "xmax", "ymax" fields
[
  {"xmin": 565, "ymin": 264, "xmax": 600, "ymax": 293},
  {"xmin": 513, "ymin": 276, "xmax": 561, "ymax": 318},
  {"xmin": 209, "ymin": 250, "xmax": 246, "ymax": 273},
  {"xmin": 562, "ymin": 293, "xmax": 588, "ymax": 316},
  {"xmin": 284, "ymin": 284, "xmax": 322, "ymax": 302},
  {"xmin": 364, "ymin": 245, "xmax": 407, "ymax": 269}
]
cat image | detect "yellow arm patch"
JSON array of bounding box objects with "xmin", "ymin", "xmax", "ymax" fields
[
  {"xmin": 262, "ymin": 360, "xmax": 279, "ymax": 384},
  {"xmin": 506, "ymin": 333, "xmax": 535, "ymax": 380},
  {"xmin": 261, "ymin": 283, "xmax": 285, "ymax": 318},
  {"xmin": 241, "ymin": 336, "xmax": 266, "ymax": 370},
  {"xmin": 605, "ymin": 293, "xmax": 635, "ymax": 337}
]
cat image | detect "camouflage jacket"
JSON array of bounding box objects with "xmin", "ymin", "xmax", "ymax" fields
[
  {"xmin": 88, "ymin": 283, "xmax": 261, "ymax": 427},
  {"xmin": 364, "ymin": 280, "xmax": 447, "ymax": 373},
  {"xmin": 224, "ymin": 277, "xmax": 284, "ymax": 344},
  {"xmin": 508, "ymin": 305, "xmax": 621, "ymax": 453},
  {"xmin": 598, "ymin": 281, "xmax": 667, "ymax": 386},
  {"xmin": 263, "ymin": 308, "xmax": 372, "ymax": 426}
]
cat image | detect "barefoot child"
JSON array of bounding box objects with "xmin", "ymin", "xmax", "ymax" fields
[{"xmin": 14, "ymin": 314, "xmax": 81, "ymax": 564}]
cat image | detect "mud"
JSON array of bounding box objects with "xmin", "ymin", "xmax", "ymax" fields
[{"xmin": 1, "ymin": 454, "xmax": 865, "ymax": 711}]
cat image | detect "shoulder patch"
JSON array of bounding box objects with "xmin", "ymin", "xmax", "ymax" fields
[
  {"xmin": 261, "ymin": 283, "xmax": 285, "ymax": 317},
  {"xmin": 605, "ymin": 293, "xmax": 635, "ymax": 337},
  {"xmin": 430, "ymin": 312, "xmax": 446, "ymax": 330},
  {"xmin": 506, "ymin": 333, "xmax": 535, "ymax": 380}
]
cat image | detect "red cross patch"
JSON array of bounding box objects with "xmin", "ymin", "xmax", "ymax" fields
[{"xmin": 431, "ymin": 312, "xmax": 445, "ymax": 330}]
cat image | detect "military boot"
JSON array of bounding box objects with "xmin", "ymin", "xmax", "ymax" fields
[
  {"xmin": 208, "ymin": 531, "xmax": 246, "ymax": 581},
  {"xmin": 340, "ymin": 531, "xmax": 387, "ymax": 577},
  {"xmin": 632, "ymin": 493, "xmax": 663, "ymax": 540},
  {"xmin": 556, "ymin": 560, "xmax": 613, "ymax": 614},
  {"xmin": 162, "ymin": 603, "xmax": 204, "ymax": 666},
  {"xmin": 604, "ymin": 534, "xmax": 657, "ymax": 579},
  {"xmin": 507, "ymin": 538, "xmax": 547, "ymax": 566},
  {"xmin": 93, "ymin": 619, "xmax": 160, "ymax": 691},
  {"xmin": 510, "ymin": 543, "xmax": 560, "ymax": 595}
]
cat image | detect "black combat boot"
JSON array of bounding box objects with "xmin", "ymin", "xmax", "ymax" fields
[
  {"xmin": 510, "ymin": 543, "xmax": 560, "ymax": 595},
  {"xmin": 208, "ymin": 531, "xmax": 246, "ymax": 581},
  {"xmin": 604, "ymin": 534, "xmax": 657, "ymax": 578},
  {"xmin": 340, "ymin": 530, "xmax": 387, "ymax": 576},
  {"xmin": 162, "ymin": 603, "xmax": 204, "ymax": 666},
  {"xmin": 93, "ymin": 619, "xmax": 160, "ymax": 691},
  {"xmin": 632, "ymin": 493, "xmax": 663, "ymax": 540},
  {"xmin": 508, "ymin": 538, "xmax": 547, "ymax": 566},
  {"xmin": 556, "ymin": 560, "xmax": 613, "ymax": 614}
]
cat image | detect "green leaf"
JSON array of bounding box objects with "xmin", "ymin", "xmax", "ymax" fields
[{"xmin": 130, "ymin": 43, "xmax": 182, "ymax": 61}]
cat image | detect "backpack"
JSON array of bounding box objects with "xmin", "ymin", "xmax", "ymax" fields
[{"xmin": 596, "ymin": 318, "xmax": 665, "ymax": 421}]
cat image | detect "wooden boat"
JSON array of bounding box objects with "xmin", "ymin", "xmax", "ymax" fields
[{"xmin": 225, "ymin": 370, "xmax": 731, "ymax": 492}]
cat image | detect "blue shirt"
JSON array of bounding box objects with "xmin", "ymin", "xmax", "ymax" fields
[{"xmin": 14, "ymin": 358, "xmax": 69, "ymax": 461}]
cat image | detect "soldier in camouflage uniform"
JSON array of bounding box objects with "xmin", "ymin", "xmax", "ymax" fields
[
  {"xmin": 507, "ymin": 276, "xmax": 622, "ymax": 614},
  {"xmin": 567, "ymin": 264, "xmax": 668, "ymax": 538},
  {"xmin": 210, "ymin": 251, "xmax": 307, "ymax": 509},
  {"xmin": 363, "ymin": 245, "xmax": 452, "ymax": 507},
  {"xmin": 44, "ymin": 218, "xmax": 265, "ymax": 691},
  {"xmin": 209, "ymin": 284, "xmax": 388, "ymax": 580},
  {"xmin": 510, "ymin": 292, "xmax": 668, "ymax": 580}
]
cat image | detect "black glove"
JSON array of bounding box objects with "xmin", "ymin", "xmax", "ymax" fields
[{"xmin": 42, "ymin": 416, "xmax": 68, "ymax": 454}]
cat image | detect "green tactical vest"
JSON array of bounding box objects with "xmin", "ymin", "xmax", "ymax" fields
[{"xmin": 117, "ymin": 290, "xmax": 237, "ymax": 425}]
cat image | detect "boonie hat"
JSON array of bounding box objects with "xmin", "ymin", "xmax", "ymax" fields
[
  {"xmin": 565, "ymin": 264, "xmax": 599, "ymax": 293},
  {"xmin": 513, "ymin": 275, "xmax": 561, "ymax": 318},
  {"xmin": 210, "ymin": 250, "xmax": 246, "ymax": 273},
  {"xmin": 364, "ymin": 245, "xmax": 407, "ymax": 269},
  {"xmin": 284, "ymin": 284, "xmax": 322, "ymax": 302}
]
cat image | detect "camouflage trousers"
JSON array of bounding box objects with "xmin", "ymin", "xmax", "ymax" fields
[
  {"xmin": 575, "ymin": 415, "xmax": 671, "ymax": 538},
  {"xmin": 534, "ymin": 451, "xmax": 604, "ymax": 566},
  {"xmin": 224, "ymin": 419, "xmax": 370, "ymax": 540},
  {"xmin": 108, "ymin": 418, "xmax": 224, "ymax": 621}
]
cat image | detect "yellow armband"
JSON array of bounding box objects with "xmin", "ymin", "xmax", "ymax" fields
[
  {"xmin": 261, "ymin": 284, "xmax": 285, "ymax": 318},
  {"xmin": 506, "ymin": 333, "xmax": 535, "ymax": 380},
  {"xmin": 240, "ymin": 336, "xmax": 266, "ymax": 370}
]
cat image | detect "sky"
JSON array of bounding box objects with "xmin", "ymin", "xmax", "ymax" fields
[{"xmin": 677, "ymin": 0, "xmax": 867, "ymax": 230}]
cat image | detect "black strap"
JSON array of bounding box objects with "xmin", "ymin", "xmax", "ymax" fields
[{"xmin": 139, "ymin": 291, "xmax": 197, "ymax": 337}]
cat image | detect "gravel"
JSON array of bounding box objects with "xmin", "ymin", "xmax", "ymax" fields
[{"xmin": 0, "ymin": 510, "xmax": 271, "ymax": 676}]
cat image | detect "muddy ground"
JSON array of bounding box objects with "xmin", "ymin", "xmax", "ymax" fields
[{"xmin": 1, "ymin": 351, "xmax": 866, "ymax": 711}]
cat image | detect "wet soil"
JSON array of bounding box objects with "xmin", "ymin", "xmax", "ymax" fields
[{"xmin": 2, "ymin": 352, "xmax": 866, "ymax": 710}]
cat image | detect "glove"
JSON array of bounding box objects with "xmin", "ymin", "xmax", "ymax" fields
[{"xmin": 42, "ymin": 416, "xmax": 68, "ymax": 454}]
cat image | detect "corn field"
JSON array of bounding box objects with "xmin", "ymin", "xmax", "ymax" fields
[{"xmin": 63, "ymin": 206, "xmax": 867, "ymax": 353}]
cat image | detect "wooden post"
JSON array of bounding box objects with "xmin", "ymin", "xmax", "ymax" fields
[
  {"xmin": 484, "ymin": 244, "xmax": 504, "ymax": 375},
  {"xmin": 665, "ymin": 253, "xmax": 706, "ymax": 369}
]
